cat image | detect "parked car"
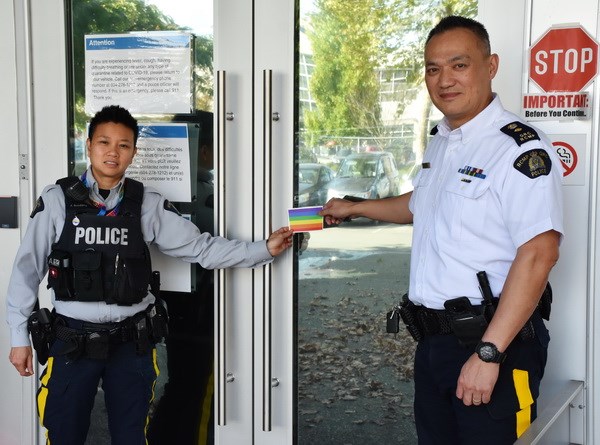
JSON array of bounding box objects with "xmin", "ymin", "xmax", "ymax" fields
[
  {"xmin": 326, "ymin": 152, "xmax": 400, "ymax": 201},
  {"xmin": 297, "ymin": 163, "xmax": 335, "ymax": 206}
]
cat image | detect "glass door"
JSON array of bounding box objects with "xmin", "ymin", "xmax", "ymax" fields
[
  {"xmin": 57, "ymin": 1, "xmax": 478, "ymax": 444},
  {"xmin": 65, "ymin": 1, "xmax": 218, "ymax": 444},
  {"xmin": 293, "ymin": 1, "xmax": 477, "ymax": 444}
]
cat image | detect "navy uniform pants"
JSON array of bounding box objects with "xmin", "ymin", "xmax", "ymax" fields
[
  {"xmin": 414, "ymin": 314, "xmax": 549, "ymax": 445},
  {"xmin": 36, "ymin": 338, "xmax": 158, "ymax": 445}
]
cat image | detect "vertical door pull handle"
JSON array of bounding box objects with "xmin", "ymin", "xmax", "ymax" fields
[
  {"xmin": 262, "ymin": 69, "xmax": 274, "ymax": 432},
  {"xmin": 216, "ymin": 70, "xmax": 228, "ymax": 427}
]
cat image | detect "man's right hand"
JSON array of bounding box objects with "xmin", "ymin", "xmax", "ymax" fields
[
  {"xmin": 9, "ymin": 346, "xmax": 34, "ymax": 376},
  {"xmin": 319, "ymin": 198, "xmax": 357, "ymax": 226}
]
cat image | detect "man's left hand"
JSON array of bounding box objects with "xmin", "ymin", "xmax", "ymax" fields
[{"xmin": 456, "ymin": 353, "xmax": 499, "ymax": 406}]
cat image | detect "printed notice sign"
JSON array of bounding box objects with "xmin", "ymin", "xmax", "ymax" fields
[
  {"xmin": 85, "ymin": 32, "xmax": 192, "ymax": 115},
  {"xmin": 522, "ymin": 92, "xmax": 591, "ymax": 121},
  {"xmin": 126, "ymin": 124, "xmax": 192, "ymax": 202}
]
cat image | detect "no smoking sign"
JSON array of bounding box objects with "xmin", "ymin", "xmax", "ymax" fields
[
  {"xmin": 549, "ymin": 134, "xmax": 586, "ymax": 186},
  {"xmin": 553, "ymin": 140, "xmax": 578, "ymax": 176}
]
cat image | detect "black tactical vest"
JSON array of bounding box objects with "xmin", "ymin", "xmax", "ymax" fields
[{"xmin": 47, "ymin": 176, "xmax": 152, "ymax": 305}]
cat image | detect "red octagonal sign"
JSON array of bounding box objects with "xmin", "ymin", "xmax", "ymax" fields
[{"xmin": 529, "ymin": 26, "xmax": 599, "ymax": 92}]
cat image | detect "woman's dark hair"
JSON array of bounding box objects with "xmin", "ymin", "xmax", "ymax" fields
[{"xmin": 88, "ymin": 105, "xmax": 139, "ymax": 145}]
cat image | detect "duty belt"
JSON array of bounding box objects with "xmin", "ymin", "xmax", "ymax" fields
[
  {"xmin": 410, "ymin": 305, "xmax": 478, "ymax": 336},
  {"xmin": 54, "ymin": 315, "xmax": 137, "ymax": 345}
]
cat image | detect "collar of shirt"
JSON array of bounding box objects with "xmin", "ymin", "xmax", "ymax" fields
[
  {"xmin": 83, "ymin": 167, "xmax": 126, "ymax": 210},
  {"xmin": 435, "ymin": 93, "xmax": 504, "ymax": 143}
]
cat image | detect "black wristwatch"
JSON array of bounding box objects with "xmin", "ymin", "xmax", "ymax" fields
[{"xmin": 476, "ymin": 341, "xmax": 506, "ymax": 364}]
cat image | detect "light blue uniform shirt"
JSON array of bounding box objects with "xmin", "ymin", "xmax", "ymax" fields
[{"xmin": 6, "ymin": 168, "xmax": 273, "ymax": 347}]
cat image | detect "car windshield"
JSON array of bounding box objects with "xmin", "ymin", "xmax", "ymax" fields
[
  {"xmin": 299, "ymin": 166, "xmax": 319, "ymax": 185},
  {"xmin": 337, "ymin": 158, "xmax": 378, "ymax": 178}
]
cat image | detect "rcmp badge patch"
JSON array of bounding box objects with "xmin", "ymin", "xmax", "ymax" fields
[
  {"xmin": 30, "ymin": 196, "xmax": 45, "ymax": 218},
  {"xmin": 513, "ymin": 149, "xmax": 552, "ymax": 179},
  {"xmin": 500, "ymin": 122, "xmax": 540, "ymax": 146}
]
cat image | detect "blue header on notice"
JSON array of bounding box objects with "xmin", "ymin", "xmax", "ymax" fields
[
  {"xmin": 86, "ymin": 34, "xmax": 190, "ymax": 51},
  {"xmin": 139, "ymin": 125, "xmax": 188, "ymax": 139}
]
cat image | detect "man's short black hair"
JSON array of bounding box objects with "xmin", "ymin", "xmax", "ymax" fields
[
  {"xmin": 426, "ymin": 15, "xmax": 491, "ymax": 56},
  {"xmin": 88, "ymin": 105, "xmax": 139, "ymax": 145}
]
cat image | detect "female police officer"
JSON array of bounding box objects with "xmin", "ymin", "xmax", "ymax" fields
[{"xmin": 6, "ymin": 105, "xmax": 293, "ymax": 444}]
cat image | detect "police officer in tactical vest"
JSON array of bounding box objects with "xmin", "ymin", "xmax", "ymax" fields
[{"xmin": 6, "ymin": 105, "xmax": 293, "ymax": 445}]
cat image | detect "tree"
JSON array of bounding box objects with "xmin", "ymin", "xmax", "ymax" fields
[
  {"xmin": 303, "ymin": 0, "xmax": 386, "ymax": 150},
  {"xmin": 302, "ymin": 0, "xmax": 476, "ymax": 159},
  {"xmin": 382, "ymin": 0, "xmax": 477, "ymax": 158}
]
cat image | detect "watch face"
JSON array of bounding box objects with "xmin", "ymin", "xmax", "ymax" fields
[{"xmin": 479, "ymin": 345, "xmax": 495, "ymax": 361}]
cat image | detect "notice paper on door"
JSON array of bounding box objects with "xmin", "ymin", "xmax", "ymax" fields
[{"xmin": 288, "ymin": 206, "xmax": 323, "ymax": 232}]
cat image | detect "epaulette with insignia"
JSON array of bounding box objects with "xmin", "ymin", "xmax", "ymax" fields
[
  {"xmin": 30, "ymin": 196, "xmax": 45, "ymax": 218},
  {"xmin": 430, "ymin": 125, "xmax": 439, "ymax": 136},
  {"xmin": 164, "ymin": 199, "xmax": 182, "ymax": 216},
  {"xmin": 513, "ymin": 149, "xmax": 552, "ymax": 179},
  {"xmin": 500, "ymin": 121, "xmax": 540, "ymax": 146}
]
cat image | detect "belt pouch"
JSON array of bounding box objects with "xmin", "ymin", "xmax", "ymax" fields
[
  {"xmin": 444, "ymin": 297, "xmax": 488, "ymax": 347},
  {"xmin": 73, "ymin": 250, "xmax": 104, "ymax": 301},
  {"xmin": 85, "ymin": 331, "xmax": 109, "ymax": 360}
]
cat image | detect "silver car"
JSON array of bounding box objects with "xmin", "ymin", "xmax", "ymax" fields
[{"xmin": 327, "ymin": 152, "xmax": 400, "ymax": 201}]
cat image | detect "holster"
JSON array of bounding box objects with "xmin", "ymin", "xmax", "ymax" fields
[{"xmin": 27, "ymin": 308, "xmax": 54, "ymax": 365}]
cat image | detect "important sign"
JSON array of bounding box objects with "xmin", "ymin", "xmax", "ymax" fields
[{"xmin": 529, "ymin": 25, "xmax": 599, "ymax": 92}]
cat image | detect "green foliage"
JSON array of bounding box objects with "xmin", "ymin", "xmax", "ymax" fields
[
  {"xmin": 303, "ymin": 0, "xmax": 477, "ymax": 152},
  {"xmin": 304, "ymin": 0, "xmax": 386, "ymax": 146}
]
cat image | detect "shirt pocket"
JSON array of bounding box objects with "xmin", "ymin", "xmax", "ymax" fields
[{"xmin": 444, "ymin": 179, "xmax": 491, "ymax": 241}]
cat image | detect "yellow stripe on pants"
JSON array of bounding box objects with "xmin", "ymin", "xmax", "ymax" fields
[
  {"xmin": 37, "ymin": 357, "xmax": 55, "ymax": 426},
  {"xmin": 513, "ymin": 369, "xmax": 534, "ymax": 438}
]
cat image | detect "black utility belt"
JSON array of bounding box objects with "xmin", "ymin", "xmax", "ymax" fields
[
  {"xmin": 390, "ymin": 295, "xmax": 537, "ymax": 348},
  {"xmin": 27, "ymin": 303, "xmax": 169, "ymax": 364}
]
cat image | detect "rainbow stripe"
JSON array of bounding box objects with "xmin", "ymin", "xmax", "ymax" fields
[{"xmin": 288, "ymin": 206, "xmax": 323, "ymax": 232}]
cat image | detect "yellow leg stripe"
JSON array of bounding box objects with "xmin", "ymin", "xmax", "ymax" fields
[
  {"xmin": 144, "ymin": 348, "xmax": 160, "ymax": 445},
  {"xmin": 513, "ymin": 369, "xmax": 533, "ymax": 438},
  {"xmin": 37, "ymin": 357, "xmax": 54, "ymax": 426},
  {"xmin": 198, "ymin": 370, "xmax": 215, "ymax": 445}
]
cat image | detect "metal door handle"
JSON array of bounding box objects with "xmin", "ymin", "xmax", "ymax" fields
[
  {"xmin": 263, "ymin": 69, "xmax": 274, "ymax": 432},
  {"xmin": 216, "ymin": 69, "xmax": 228, "ymax": 427}
]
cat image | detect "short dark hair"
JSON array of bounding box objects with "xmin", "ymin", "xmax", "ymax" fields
[
  {"xmin": 426, "ymin": 16, "xmax": 491, "ymax": 56},
  {"xmin": 88, "ymin": 105, "xmax": 139, "ymax": 145}
]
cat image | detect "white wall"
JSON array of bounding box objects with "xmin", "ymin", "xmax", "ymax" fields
[
  {"xmin": 0, "ymin": 1, "xmax": 68, "ymax": 444},
  {"xmin": 481, "ymin": 0, "xmax": 597, "ymax": 442},
  {"xmin": 0, "ymin": 0, "xmax": 36, "ymax": 443}
]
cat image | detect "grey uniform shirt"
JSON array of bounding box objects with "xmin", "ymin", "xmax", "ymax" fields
[{"xmin": 6, "ymin": 169, "xmax": 273, "ymax": 347}]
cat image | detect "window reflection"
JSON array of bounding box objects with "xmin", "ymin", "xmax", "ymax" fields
[
  {"xmin": 296, "ymin": 1, "xmax": 476, "ymax": 443},
  {"xmin": 67, "ymin": 1, "xmax": 214, "ymax": 444}
]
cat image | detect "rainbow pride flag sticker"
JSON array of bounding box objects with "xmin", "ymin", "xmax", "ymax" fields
[{"xmin": 288, "ymin": 206, "xmax": 323, "ymax": 232}]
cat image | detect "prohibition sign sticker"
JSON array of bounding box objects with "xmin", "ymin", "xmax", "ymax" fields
[{"xmin": 552, "ymin": 140, "xmax": 578, "ymax": 176}]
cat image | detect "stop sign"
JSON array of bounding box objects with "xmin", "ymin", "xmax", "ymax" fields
[{"xmin": 529, "ymin": 26, "xmax": 599, "ymax": 92}]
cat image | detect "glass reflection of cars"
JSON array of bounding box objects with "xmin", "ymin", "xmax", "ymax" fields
[
  {"xmin": 298, "ymin": 163, "xmax": 335, "ymax": 206},
  {"xmin": 326, "ymin": 152, "xmax": 400, "ymax": 201}
]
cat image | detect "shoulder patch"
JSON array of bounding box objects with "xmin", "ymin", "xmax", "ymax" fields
[
  {"xmin": 164, "ymin": 199, "xmax": 182, "ymax": 216},
  {"xmin": 30, "ymin": 196, "xmax": 45, "ymax": 218},
  {"xmin": 500, "ymin": 121, "xmax": 540, "ymax": 146},
  {"xmin": 430, "ymin": 125, "xmax": 439, "ymax": 136},
  {"xmin": 513, "ymin": 149, "xmax": 552, "ymax": 179}
]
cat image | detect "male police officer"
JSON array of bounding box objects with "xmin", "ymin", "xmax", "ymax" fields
[
  {"xmin": 6, "ymin": 105, "xmax": 293, "ymax": 444},
  {"xmin": 320, "ymin": 16, "xmax": 563, "ymax": 444}
]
